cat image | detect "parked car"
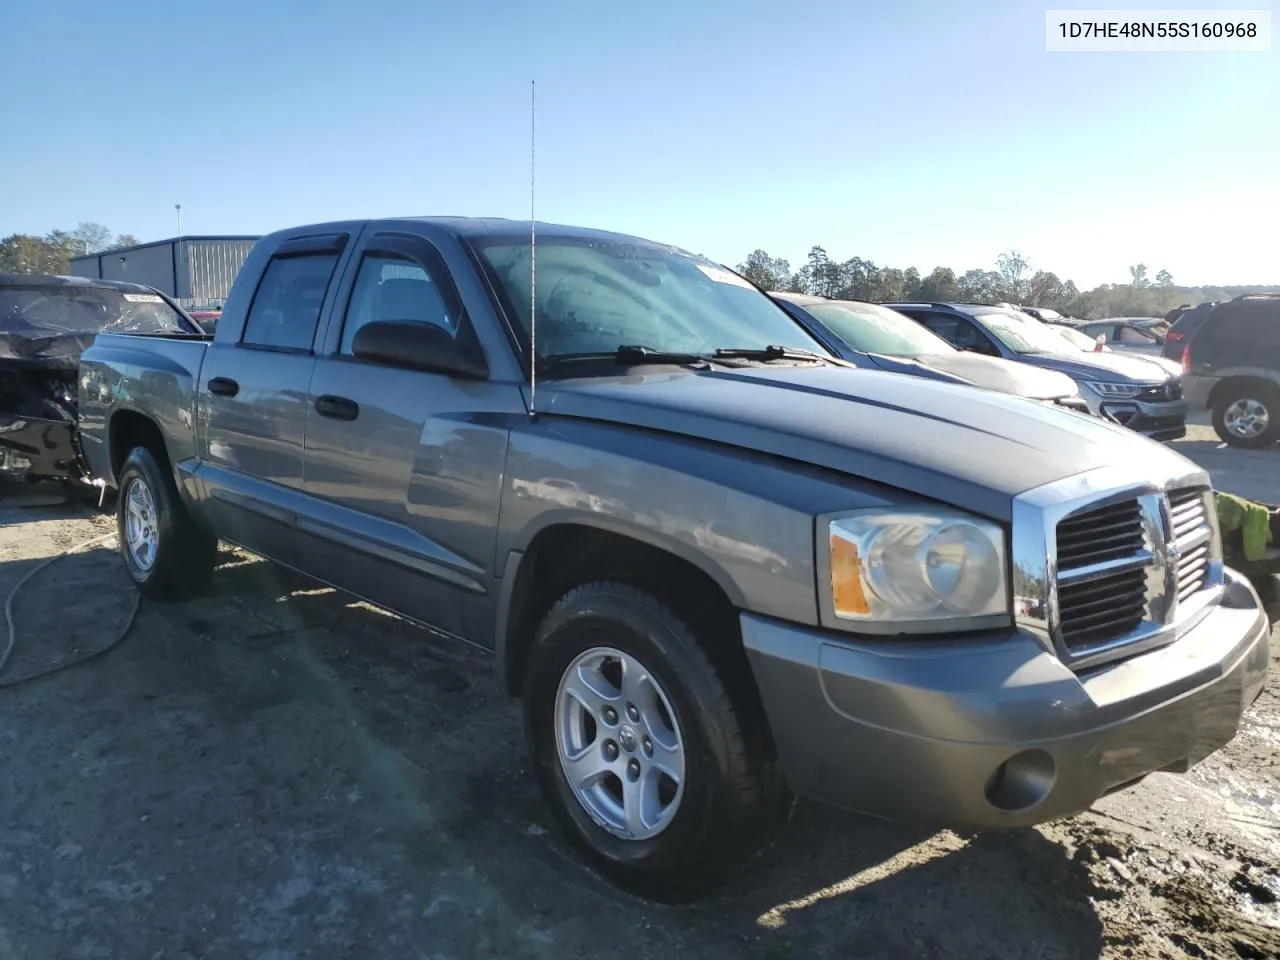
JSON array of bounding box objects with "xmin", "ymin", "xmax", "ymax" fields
[
  {"xmin": 1178, "ymin": 292, "xmax": 1280, "ymax": 447},
  {"xmin": 1162, "ymin": 301, "xmax": 1218, "ymax": 362},
  {"xmin": 187, "ymin": 308, "xmax": 222, "ymax": 334},
  {"xmin": 0, "ymin": 273, "xmax": 203, "ymax": 487},
  {"xmin": 77, "ymin": 218, "xmax": 1270, "ymax": 902},
  {"xmin": 1018, "ymin": 305, "xmax": 1066, "ymax": 323},
  {"xmin": 885, "ymin": 302, "xmax": 1188, "ymax": 440},
  {"xmin": 1078, "ymin": 318, "xmax": 1167, "ymax": 358},
  {"xmin": 769, "ymin": 293, "xmax": 1090, "ymax": 413}
]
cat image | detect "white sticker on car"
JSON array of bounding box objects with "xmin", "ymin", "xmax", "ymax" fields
[
  {"xmin": 122, "ymin": 293, "xmax": 164, "ymax": 303},
  {"xmin": 695, "ymin": 264, "xmax": 754, "ymax": 289}
]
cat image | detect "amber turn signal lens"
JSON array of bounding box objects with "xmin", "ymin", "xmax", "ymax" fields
[{"xmin": 830, "ymin": 533, "xmax": 870, "ymax": 616}]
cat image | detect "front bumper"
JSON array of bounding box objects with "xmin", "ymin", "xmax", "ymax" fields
[
  {"xmin": 1078, "ymin": 385, "xmax": 1187, "ymax": 440},
  {"xmin": 1182, "ymin": 374, "xmax": 1218, "ymax": 411},
  {"xmin": 741, "ymin": 567, "xmax": 1271, "ymax": 828}
]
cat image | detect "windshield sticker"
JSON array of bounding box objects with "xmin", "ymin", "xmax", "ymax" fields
[
  {"xmin": 122, "ymin": 293, "xmax": 164, "ymax": 303},
  {"xmin": 695, "ymin": 264, "xmax": 754, "ymax": 289}
]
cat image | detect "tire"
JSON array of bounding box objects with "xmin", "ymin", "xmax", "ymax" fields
[
  {"xmin": 523, "ymin": 581, "xmax": 791, "ymax": 902},
  {"xmin": 116, "ymin": 445, "xmax": 216, "ymax": 599},
  {"xmin": 1212, "ymin": 382, "xmax": 1280, "ymax": 449}
]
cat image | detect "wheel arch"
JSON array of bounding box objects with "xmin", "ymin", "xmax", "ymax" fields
[
  {"xmin": 107, "ymin": 408, "xmax": 172, "ymax": 482},
  {"xmin": 495, "ymin": 522, "xmax": 750, "ymax": 701},
  {"xmin": 1206, "ymin": 371, "xmax": 1280, "ymax": 411}
]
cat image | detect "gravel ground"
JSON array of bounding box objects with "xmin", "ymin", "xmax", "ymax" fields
[{"xmin": 0, "ymin": 421, "xmax": 1276, "ymax": 960}]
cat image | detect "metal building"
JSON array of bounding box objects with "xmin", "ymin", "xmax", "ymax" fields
[{"xmin": 68, "ymin": 235, "xmax": 260, "ymax": 310}]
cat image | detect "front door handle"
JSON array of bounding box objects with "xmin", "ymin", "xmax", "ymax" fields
[
  {"xmin": 208, "ymin": 377, "xmax": 239, "ymax": 397},
  {"xmin": 314, "ymin": 394, "xmax": 359, "ymax": 421}
]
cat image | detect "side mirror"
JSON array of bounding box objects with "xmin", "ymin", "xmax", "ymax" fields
[
  {"xmin": 351, "ymin": 320, "xmax": 488, "ymax": 379},
  {"xmin": 1094, "ymin": 333, "xmax": 1107, "ymax": 352}
]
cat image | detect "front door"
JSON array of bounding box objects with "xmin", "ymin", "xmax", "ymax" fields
[{"xmin": 300, "ymin": 229, "xmax": 524, "ymax": 643}]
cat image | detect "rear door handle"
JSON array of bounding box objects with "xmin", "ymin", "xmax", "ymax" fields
[
  {"xmin": 314, "ymin": 394, "xmax": 359, "ymax": 421},
  {"xmin": 208, "ymin": 377, "xmax": 239, "ymax": 397}
]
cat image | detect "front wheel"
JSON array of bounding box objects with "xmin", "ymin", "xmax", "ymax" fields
[
  {"xmin": 523, "ymin": 582, "xmax": 791, "ymax": 902},
  {"xmin": 1213, "ymin": 384, "xmax": 1279, "ymax": 448},
  {"xmin": 116, "ymin": 446, "xmax": 216, "ymax": 599}
]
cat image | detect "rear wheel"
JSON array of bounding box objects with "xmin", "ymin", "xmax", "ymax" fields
[
  {"xmin": 1213, "ymin": 383, "xmax": 1279, "ymax": 448},
  {"xmin": 523, "ymin": 581, "xmax": 791, "ymax": 902},
  {"xmin": 116, "ymin": 446, "xmax": 216, "ymax": 599}
]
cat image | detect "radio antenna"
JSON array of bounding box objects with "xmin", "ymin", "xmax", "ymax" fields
[{"xmin": 528, "ymin": 79, "xmax": 538, "ymax": 419}]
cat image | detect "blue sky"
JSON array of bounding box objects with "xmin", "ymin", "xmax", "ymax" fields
[{"xmin": 1, "ymin": 0, "xmax": 1276, "ymax": 288}]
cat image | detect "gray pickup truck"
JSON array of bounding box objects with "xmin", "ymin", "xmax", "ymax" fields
[{"xmin": 77, "ymin": 218, "xmax": 1271, "ymax": 902}]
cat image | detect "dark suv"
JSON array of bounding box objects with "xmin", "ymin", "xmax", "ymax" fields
[
  {"xmin": 886, "ymin": 301, "xmax": 1188, "ymax": 441},
  {"xmin": 1179, "ymin": 293, "xmax": 1280, "ymax": 448}
]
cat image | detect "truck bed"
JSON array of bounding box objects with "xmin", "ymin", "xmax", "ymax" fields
[{"xmin": 77, "ymin": 332, "xmax": 211, "ymax": 485}]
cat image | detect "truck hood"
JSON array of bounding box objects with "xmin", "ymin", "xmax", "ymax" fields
[
  {"xmin": 1012, "ymin": 350, "xmax": 1176, "ymax": 383},
  {"xmin": 875, "ymin": 351, "xmax": 1078, "ymax": 400},
  {"xmin": 537, "ymin": 365, "xmax": 1193, "ymax": 520}
]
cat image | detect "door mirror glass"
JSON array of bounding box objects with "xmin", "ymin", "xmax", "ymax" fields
[{"xmin": 350, "ymin": 320, "xmax": 488, "ymax": 379}]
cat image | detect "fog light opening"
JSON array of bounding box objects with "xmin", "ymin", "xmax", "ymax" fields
[
  {"xmin": 984, "ymin": 749, "xmax": 1057, "ymax": 812},
  {"xmin": 1100, "ymin": 402, "xmax": 1138, "ymax": 425}
]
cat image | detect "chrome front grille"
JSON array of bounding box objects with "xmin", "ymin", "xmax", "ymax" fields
[
  {"xmin": 1012, "ymin": 464, "xmax": 1225, "ymax": 671},
  {"xmin": 1169, "ymin": 489, "xmax": 1212, "ymax": 602},
  {"xmin": 1137, "ymin": 380, "xmax": 1182, "ymax": 403},
  {"xmin": 1056, "ymin": 499, "xmax": 1144, "ymax": 568},
  {"xmin": 1055, "ymin": 500, "xmax": 1149, "ymax": 653}
]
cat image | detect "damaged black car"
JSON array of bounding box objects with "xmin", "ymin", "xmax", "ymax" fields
[{"xmin": 1, "ymin": 274, "xmax": 204, "ymax": 490}]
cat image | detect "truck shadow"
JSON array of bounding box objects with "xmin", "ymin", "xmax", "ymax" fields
[
  {"xmin": 0, "ymin": 539, "xmax": 1108, "ymax": 960},
  {"xmin": 194, "ymin": 554, "xmax": 1106, "ymax": 958}
]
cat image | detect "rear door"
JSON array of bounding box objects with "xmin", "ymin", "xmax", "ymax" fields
[
  {"xmin": 196, "ymin": 232, "xmax": 351, "ymax": 561},
  {"xmin": 299, "ymin": 227, "xmax": 524, "ymax": 643}
]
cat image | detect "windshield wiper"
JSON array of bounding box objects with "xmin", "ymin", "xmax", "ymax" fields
[
  {"xmin": 615, "ymin": 345, "xmax": 712, "ymax": 365},
  {"xmin": 537, "ymin": 346, "xmax": 719, "ymax": 372},
  {"xmin": 713, "ymin": 345, "xmax": 855, "ymax": 367}
]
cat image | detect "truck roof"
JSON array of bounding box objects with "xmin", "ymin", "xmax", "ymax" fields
[{"xmin": 267, "ymin": 217, "xmax": 688, "ymax": 252}]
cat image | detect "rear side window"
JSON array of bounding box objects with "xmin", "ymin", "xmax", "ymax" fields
[
  {"xmin": 1206, "ymin": 301, "xmax": 1277, "ymax": 344},
  {"xmin": 242, "ymin": 253, "xmax": 339, "ymax": 351}
]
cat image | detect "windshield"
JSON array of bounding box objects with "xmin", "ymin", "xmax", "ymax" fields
[
  {"xmin": 802, "ymin": 300, "xmax": 956, "ymax": 357},
  {"xmin": 0, "ymin": 285, "xmax": 191, "ymax": 338},
  {"xmin": 969, "ymin": 308, "xmax": 1074, "ymax": 355},
  {"xmin": 470, "ymin": 235, "xmax": 820, "ymax": 362},
  {"xmin": 1053, "ymin": 325, "xmax": 1098, "ymax": 351}
]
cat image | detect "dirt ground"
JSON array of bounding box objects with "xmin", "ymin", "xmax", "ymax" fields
[{"xmin": 0, "ymin": 420, "xmax": 1277, "ymax": 960}]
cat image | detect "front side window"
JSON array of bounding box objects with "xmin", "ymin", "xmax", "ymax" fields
[
  {"xmin": 241, "ymin": 253, "xmax": 338, "ymax": 351},
  {"xmin": 469, "ymin": 234, "xmax": 817, "ymax": 362},
  {"xmin": 341, "ymin": 254, "xmax": 457, "ymax": 355},
  {"xmin": 912, "ymin": 313, "xmax": 994, "ymax": 353}
]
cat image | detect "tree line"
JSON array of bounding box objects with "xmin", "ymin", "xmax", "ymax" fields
[
  {"xmin": 0, "ymin": 223, "xmax": 139, "ymax": 275},
  {"xmin": 737, "ymin": 246, "xmax": 1275, "ymax": 320}
]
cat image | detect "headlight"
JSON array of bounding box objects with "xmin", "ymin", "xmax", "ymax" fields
[
  {"xmin": 1084, "ymin": 381, "xmax": 1142, "ymax": 399},
  {"xmin": 828, "ymin": 510, "xmax": 1007, "ymax": 623}
]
